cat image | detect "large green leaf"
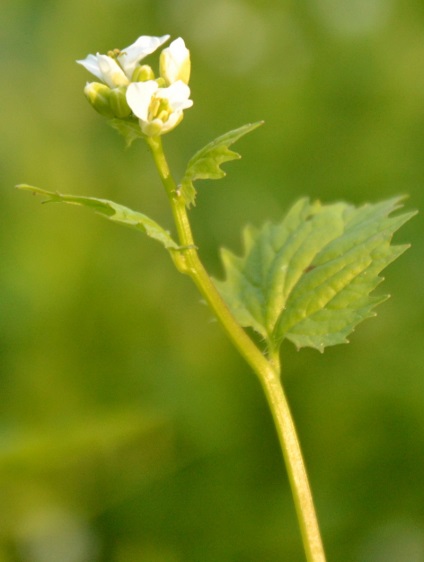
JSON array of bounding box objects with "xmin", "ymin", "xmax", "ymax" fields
[
  {"xmin": 17, "ymin": 185, "xmax": 179, "ymax": 250},
  {"xmin": 215, "ymin": 197, "xmax": 415, "ymax": 352},
  {"xmin": 179, "ymin": 121, "xmax": 263, "ymax": 207}
]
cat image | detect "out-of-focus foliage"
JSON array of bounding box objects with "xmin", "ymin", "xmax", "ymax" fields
[{"xmin": 1, "ymin": 1, "xmax": 424, "ymax": 561}]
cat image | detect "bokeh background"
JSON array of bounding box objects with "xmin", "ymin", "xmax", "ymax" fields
[{"xmin": 1, "ymin": 0, "xmax": 424, "ymax": 561}]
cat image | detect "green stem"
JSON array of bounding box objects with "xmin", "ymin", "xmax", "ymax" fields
[{"xmin": 145, "ymin": 135, "xmax": 326, "ymax": 562}]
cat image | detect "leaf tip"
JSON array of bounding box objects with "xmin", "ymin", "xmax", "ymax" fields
[{"xmin": 251, "ymin": 120, "xmax": 265, "ymax": 128}]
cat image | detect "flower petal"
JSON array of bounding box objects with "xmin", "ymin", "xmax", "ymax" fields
[
  {"xmin": 118, "ymin": 34, "xmax": 170, "ymax": 79},
  {"xmin": 126, "ymin": 81, "xmax": 159, "ymax": 121},
  {"xmin": 158, "ymin": 81, "xmax": 193, "ymax": 111},
  {"xmin": 160, "ymin": 111, "xmax": 184, "ymax": 134},
  {"xmin": 77, "ymin": 54, "xmax": 128, "ymax": 88},
  {"xmin": 96, "ymin": 54, "xmax": 129, "ymax": 87},
  {"xmin": 77, "ymin": 54, "xmax": 104, "ymax": 81}
]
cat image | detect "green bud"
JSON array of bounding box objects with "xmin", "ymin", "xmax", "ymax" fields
[
  {"xmin": 84, "ymin": 82, "xmax": 114, "ymax": 117},
  {"xmin": 131, "ymin": 64, "xmax": 155, "ymax": 82},
  {"xmin": 109, "ymin": 86, "xmax": 132, "ymax": 118}
]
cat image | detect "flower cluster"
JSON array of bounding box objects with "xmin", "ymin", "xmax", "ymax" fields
[{"xmin": 77, "ymin": 35, "xmax": 193, "ymax": 136}]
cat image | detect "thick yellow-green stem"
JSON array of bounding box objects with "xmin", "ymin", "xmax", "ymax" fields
[{"xmin": 145, "ymin": 135, "xmax": 326, "ymax": 562}]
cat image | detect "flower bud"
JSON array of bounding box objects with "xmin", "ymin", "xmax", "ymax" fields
[
  {"xmin": 131, "ymin": 64, "xmax": 155, "ymax": 82},
  {"xmin": 83, "ymin": 82, "xmax": 114, "ymax": 117},
  {"xmin": 160, "ymin": 38, "xmax": 191, "ymax": 85},
  {"xmin": 109, "ymin": 86, "xmax": 132, "ymax": 118}
]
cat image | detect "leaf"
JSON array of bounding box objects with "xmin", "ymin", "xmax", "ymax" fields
[
  {"xmin": 215, "ymin": 197, "xmax": 415, "ymax": 352},
  {"xmin": 180, "ymin": 121, "xmax": 263, "ymax": 207},
  {"xmin": 17, "ymin": 185, "xmax": 179, "ymax": 250},
  {"xmin": 109, "ymin": 117, "xmax": 144, "ymax": 147}
]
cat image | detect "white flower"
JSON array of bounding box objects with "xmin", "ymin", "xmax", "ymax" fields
[
  {"xmin": 77, "ymin": 34, "xmax": 170, "ymax": 88},
  {"xmin": 160, "ymin": 38, "xmax": 191, "ymax": 85},
  {"xmin": 126, "ymin": 80, "xmax": 193, "ymax": 136}
]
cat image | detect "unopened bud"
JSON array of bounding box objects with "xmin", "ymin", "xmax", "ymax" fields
[
  {"xmin": 160, "ymin": 38, "xmax": 191, "ymax": 85},
  {"xmin": 132, "ymin": 64, "xmax": 155, "ymax": 82},
  {"xmin": 109, "ymin": 86, "xmax": 132, "ymax": 118},
  {"xmin": 84, "ymin": 82, "xmax": 114, "ymax": 117}
]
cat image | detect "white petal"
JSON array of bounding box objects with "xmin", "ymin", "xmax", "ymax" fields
[
  {"xmin": 140, "ymin": 111, "xmax": 184, "ymax": 136},
  {"xmin": 126, "ymin": 81, "xmax": 159, "ymax": 120},
  {"xmin": 173, "ymin": 98, "xmax": 194, "ymax": 111},
  {"xmin": 77, "ymin": 53, "xmax": 128, "ymax": 88},
  {"xmin": 118, "ymin": 34, "xmax": 170, "ymax": 79},
  {"xmin": 158, "ymin": 81, "xmax": 192, "ymax": 110},
  {"xmin": 96, "ymin": 54, "xmax": 129, "ymax": 87},
  {"xmin": 76, "ymin": 54, "xmax": 105, "ymax": 82},
  {"xmin": 160, "ymin": 111, "xmax": 184, "ymax": 134}
]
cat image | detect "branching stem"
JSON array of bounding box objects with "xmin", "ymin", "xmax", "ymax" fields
[{"xmin": 146, "ymin": 135, "xmax": 327, "ymax": 562}]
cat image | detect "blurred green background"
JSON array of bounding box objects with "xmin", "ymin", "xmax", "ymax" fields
[{"xmin": 1, "ymin": 0, "xmax": 424, "ymax": 560}]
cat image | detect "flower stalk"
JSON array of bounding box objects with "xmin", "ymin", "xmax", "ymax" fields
[{"xmin": 146, "ymin": 135, "xmax": 327, "ymax": 562}]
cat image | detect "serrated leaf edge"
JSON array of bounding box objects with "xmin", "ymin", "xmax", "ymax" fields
[
  {"xmin": 180, "ymin": 121, "xmax": 264, "ymax": 208},
  {"xmin": 215, "ymin": 197, "xmax": 415, "ymax": 352}
]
